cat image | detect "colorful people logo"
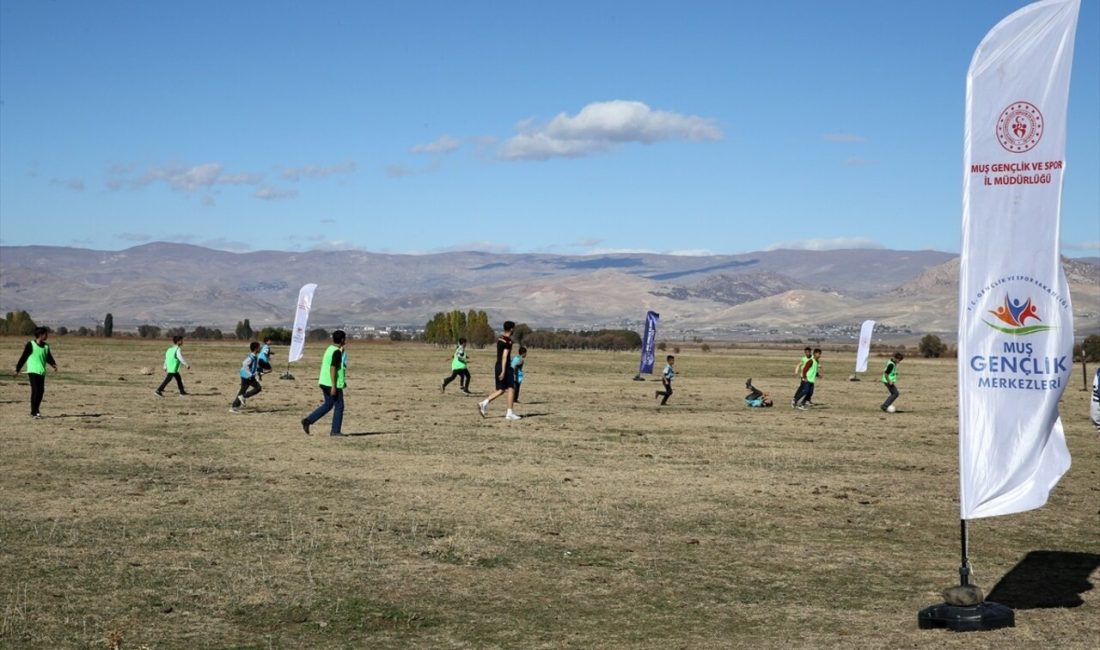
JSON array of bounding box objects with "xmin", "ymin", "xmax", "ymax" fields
[{"xmin": 984, "ymin": 294, "xmax": 1053, "ymax": 335}]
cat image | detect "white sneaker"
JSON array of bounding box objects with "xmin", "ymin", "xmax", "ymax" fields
[
  {"xmin": 478, "ymin": 401, "xmax": 488, "ymax": 418},
  {"xmin": 505, "ymin": 411, "xmax": 522, "ymax": 420}
]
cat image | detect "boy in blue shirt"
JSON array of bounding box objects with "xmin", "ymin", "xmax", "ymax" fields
[
  {"xmin": 257, "ymin": 337, "xmax": 273, "ymax": 378},
  {"xmin": 511, "ymin": 346, "xmax": 527, "ymax": 402},
  {"xmin": 231, "ymin": 341, "xmax": 263, "ymax": 412}
]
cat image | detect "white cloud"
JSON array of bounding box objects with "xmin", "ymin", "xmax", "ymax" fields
[
  {"xmin": 411, "ymin": 135, "xmax": 461, "ymax": 155},
  {"xmin": 666, "ymin": 249, "xmax": 715, "ymax": 257},
  {"xmin": 51, "ymin": 177, "xmax": 85, "ymax": 191},
  {"xmin": 1063, "ymin": 240, "xmax": 1099, "ymax": 252},
  {"xmin": 254, "ymin": 186, "xmax": 298, "ymax": 201},
  {"xmin": 386, "ymin": 164, "xmax": 416, "ymax": 178},
  {"xmin": 107, "ymin": 162, "xmax": 262, "ymax": 193},
  {"xmin": 280, "ymin": 161, "xmax": 357, "ymax": 181},
  {"xmin": 823, "ymin": 133, "xmax": 867, "ymax": 143},
  {"xmin": 765, "ymin": 237, "xmax": 885, "ymax": 251},
  {"xmin": 432, "ymin": 241, "xmax": 514, "ymax": 254},
  {"xmin": 498, "ymin": 100, "xmax": 723, "ymax": 161}
]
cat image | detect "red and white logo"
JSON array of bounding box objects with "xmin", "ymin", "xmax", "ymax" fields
[{"xmin": 996, "ymin": 101, "xmax": 1043, "ymax": 153}]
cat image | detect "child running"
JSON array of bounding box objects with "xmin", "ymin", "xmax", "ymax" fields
[
  {"xmin": 155, "ymin": 335, "xmax": 191, "ymax": 397},
  {"xmin": 441, "ymin": 337, "xmax": 471, "ymax": 394},
  {"xmin": 257, "ymin": 337, "xmax": 274, "ymax": 378},
  {"xmin": 511, "ymin": 346, "xmax": 527, "ymax": 402},
  {"xmin": 230, "ymin": 341, "xmax": 263, "ymax": 413},
  {"xmin": 478, "ymin": 321, "xmax": 520, "ymax": 420},
  {"xmin": 792, "ymin": 346, "xmax": 812, "ymax": 407},
  {"xmin": 796, "ymin": 348, "xmax": 822, "ymax": 409},
  {"xmin": 880, "ymin": 352, "xmax": 903, "ymax": 412},
  {"xmin": 655, "ymin": 354, "xmax": 675, "ymax": 406},
  {"xmin": 15, "ymin": 326, "xmax": 58, "ymax": 419}
]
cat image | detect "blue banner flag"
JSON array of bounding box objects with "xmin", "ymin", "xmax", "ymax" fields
[{"xmin": 639, "ymin": 310, "xmax": 660, "ymax": 374}]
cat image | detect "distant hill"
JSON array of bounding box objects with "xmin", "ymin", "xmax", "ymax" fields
[{"xmin": 1, "ymin": 243, "xmax": 1096, "ymax": 340}]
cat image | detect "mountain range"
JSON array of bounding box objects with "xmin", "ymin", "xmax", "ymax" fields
[{"xmin": 1, "ymin": 243, "xmax": 1097, "ymax": 340}]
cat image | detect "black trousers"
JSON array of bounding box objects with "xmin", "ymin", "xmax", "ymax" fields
[
  {"xmin": 232, "ymin": 377, "xmax": 262, "ymax": 407},
  {"xmin": 882, "ymin": 384, "xmax": 900, "ymax": 410},
  {"xmin": 29, "ymin": 373, "xmax": 46, "ymax": 416},
  {"xmin": 657, "ymin": 383, "xmax": 672, "ymax": 405},
  {"xmin": 442, "ymin": 369, "xmax": 471, "ymax": 391},
  {"xmin": 157, "ymin": 372, "xmax": 185, "ymax": 394}
]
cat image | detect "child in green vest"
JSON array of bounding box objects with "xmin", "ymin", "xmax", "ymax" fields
[
  {"xmin": 301, "ymin": 330, "xmax": 347, "ymax": 436},
  {"xmin": 880, "ymin": 352, "xmax": 903, "ymax": 412},
  {"xmin": 441, "ymin": 337, "xmax": 471, "ymax": 394},
  {"xmin": 796, "ymin": 348, "xmax": 822, "ymax": 409},
  {"xmin": 15, "ymin": 326, "xmax": 58, "ymax": 419},
  {"xmin": 155, "ymin": 335, "xmax": 191, "ymax": 397}
]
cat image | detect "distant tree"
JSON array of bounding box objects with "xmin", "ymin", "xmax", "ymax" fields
[
  {"xmin": 701, "ymin": 343, "xmax": 711, "ymax": 353},
  {"xmin": 137, "ymin": 324, "xmax": 162, "ymax": 339},
  {"xmin": 673, "ymin": 346, "xmax": 681, "ymax": 354},
  {"xmin": 76, "ymin": 326, "xmax": 91, "ymax": 336},
  {"xmin": 1082, "ymin": 334, "xmax": 1100, "ymax": 362},
  {"xmin": 103, "ymin": 313, "xmax": 114, "ymax": 338},
  {"xmin": 0, "ymin": 310, "xmax": 37, "ymax": 336},
  {"xmin": 258, "ymin": 327, "xmax": 292, "ymax": 344},
  {"xmin": 235, "ymin": 319, "xmax": 253, "ymax": 340},
  {"xmin": 307, "ymin": 328, "xmax": 329, "ymax": 342},
  {"xmin": 166, "ymin": 326, "xmax": 187, "ymax": 339},
  {"xmin": 56, "ymin": 326, "xmax": 68, "ymax": 336},
  {"xmin": 657, "ymin": 341, "xmax": 667, "ymax": 352},
  {"xmin": 189, "ymin": 326, "xmax": 223, "ymax": 340},
  {"xmin": 918, "ymin": 334, "xmax": 948, "ymax": 358},
  {"xmin": 514, "ymin": 323, "xmax": 532, "ymax": 343},
  {"xmin": 389, "ymin": 330, "xmax": 405, "ymax": 341}
]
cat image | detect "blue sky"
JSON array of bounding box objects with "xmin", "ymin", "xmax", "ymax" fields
[{"xmin": 1, "ymin": 0, "xmax": 1097, "ymax": 257}]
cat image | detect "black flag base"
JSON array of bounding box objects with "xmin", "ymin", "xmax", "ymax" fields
[
  {"xmin": 632, "ymin": 374, "xmax": 646, "ymax": 381},
  {"xmin": 280, "ymin": 372, "xmax": 295, "ymax": 380},
  {"xmin": 918, "ymin": 600, "xmax": 1014, "ymax": 632}
]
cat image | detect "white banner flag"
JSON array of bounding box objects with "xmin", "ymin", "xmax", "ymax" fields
[
  {"xmin": 855, "ymin": 320, "xmax": 875, "ymax": 373},
  {"xmin": 958, "ymin": 0, "xmax": 1079, "ymax": 520},
  {"xmin": 288, "ymin": 283, "xmax": 318, "ymax": 364}
]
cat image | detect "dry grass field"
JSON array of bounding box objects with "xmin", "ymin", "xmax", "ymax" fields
[{"xmin": 1, "ymin": 336, "xmax": 1097, "ymax": 649}]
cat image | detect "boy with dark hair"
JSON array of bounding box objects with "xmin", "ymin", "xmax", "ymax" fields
[
  {"xmin": 796, "ymin": 348, "xmax": 822, "ymax": 409},
  {"xmin": 511, "ymin": 346, "xmax": 527, "ymax": 402},
  {"xmin": 881, "ymin": 352, "xmax": 904, "ymax": 412},
  {"xmin": 257, "ymin": 337, "xmax": 274, "ymax": 377},
  {"xmin": 792, "ymin": 346, "xmax": 812, "ymax": 407},
  {"xmin": 155, "ymin": 335, "xmax": 191, "ymax": 397},
  {"xmin": 745, "ymin": 378, "xmax": 773, "ymax": 407},
  {"xmin": 441, "ymin": 337, "xmax": 471, "ymax": 394},
  {"xmin": 15, "ymin": 326, "xmax": 58, "ymax": 419},
  {"xmin": 478, "ymin": 321, "xmax": 520, "ymax": 420},
  {"xmin": 301, "ymin": 329, "xmax": 348, "ymax": 436},
  {"xmin": 655, "ymin": 354, "xmax": 675, "ymax": 406},
  {"xmin": 230, "ymin": 341, "xmax": 263, "ymax": 412}
]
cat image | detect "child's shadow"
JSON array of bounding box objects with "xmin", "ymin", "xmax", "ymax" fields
[{"xmin": 343, "ymin": 431, "xmax": 399, "ymax": 437}]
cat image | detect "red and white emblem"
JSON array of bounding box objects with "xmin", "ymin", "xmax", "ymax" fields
[{"xmin": 996, "ymin": 101, "xmax": 1043, "ymax": 153}]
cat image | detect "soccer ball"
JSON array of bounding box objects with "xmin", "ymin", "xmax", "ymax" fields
[{"xmin": 886, "ymin": 405, "xmax": 896, "ymax": 413}]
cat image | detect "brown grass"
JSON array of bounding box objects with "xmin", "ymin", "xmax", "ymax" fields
[{"xmin": 1, "ymin": 337, "xmax": 1097, "ymax": 649}]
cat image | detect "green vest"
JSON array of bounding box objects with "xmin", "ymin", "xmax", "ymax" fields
[
  {"xmin": 806, "ymin": 358, "xmax": 820, "ymax": 383},
  {"xmin": 451, "ymin": 345, "xmax": 468, "ymax": 370},
  {"xmin": 26, "ymin": 340, "xmax": 49, "ymax": 375},
  {"xmin": 318, "ymin": 344, "xmax": 346, "ymax": 389},
  {"xmin": 883, "ymin": 361, "xmax": 897, "ymax": 384},
  {"xmin": 165, "ymin": 345, "xmax": 181, "ymax": 373}
]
